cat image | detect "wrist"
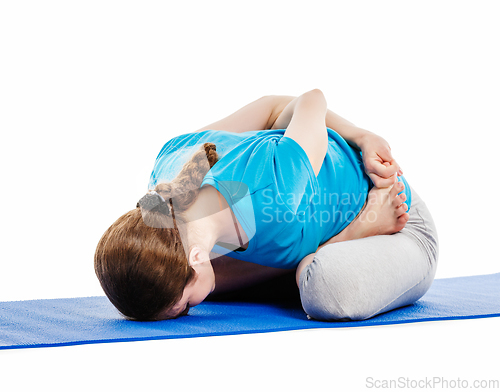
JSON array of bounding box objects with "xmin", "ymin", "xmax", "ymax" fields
[{"xmin": 354, "ymin": 128, "xmax": 375, "ymax": 151}]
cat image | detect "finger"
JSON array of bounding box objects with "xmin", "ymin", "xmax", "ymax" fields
[
  {"xmin": 377, "ymin": 145, "xmax": 395, "ymax": 163},
  {"xmin": 375, "ymin": 147, "xmax": 402, "ymax": 176},
  {"xmin": 389, "ymin": 161, "xmax": 402, "ymax": 175},
  {"xmin": 368, "ymin": 159, "xmax": 400, "ymax": 178},
  {"xmin": 386, "ymin": 162, "xmax": 403, "ymax": 177},
  {"xmin": 368, "ymin": 172, "xmax": 398, "ymax": 188},
  {"xmin": 394, "ymin": 162, "xmax": 403, "ymax": 176}
]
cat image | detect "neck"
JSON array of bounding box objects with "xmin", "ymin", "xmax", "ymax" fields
[{"xmin": 179, "ymin": 186, "xmax": 241, "ymax": 256}]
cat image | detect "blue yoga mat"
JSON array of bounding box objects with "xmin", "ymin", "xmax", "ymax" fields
[{"xmin": 1, "ymin": 273, "xmax": 499, "ymax": 350}]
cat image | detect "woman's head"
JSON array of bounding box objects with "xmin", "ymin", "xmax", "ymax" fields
[
  {"xmin": 157, "ymin": 245, "xmax": 217, "ymax": 319},
  {"xmin": 94, "ymin": 142, "xmax": 219, "ymax": 321}
]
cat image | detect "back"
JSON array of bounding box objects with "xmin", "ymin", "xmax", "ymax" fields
[
  {"xmin": 148, "ymin": 129, "xmax": 261, "ymax": 188},
  {"xmin": 149, "ymin": 128, "xmax": 411, "ymax": 269}
]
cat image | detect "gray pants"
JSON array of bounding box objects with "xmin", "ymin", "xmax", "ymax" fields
[{"xmin": 298, "ymin": 184, "xmax": 439, "ymax": 321}]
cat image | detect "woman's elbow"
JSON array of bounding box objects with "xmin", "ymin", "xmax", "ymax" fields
[
  {"xmin": 305, "ymin": 88, "xmax": 325, "ymax": 99},
  {"xmin": 301, "ymin": 89, "xmax": 327, "ymax": 109}
]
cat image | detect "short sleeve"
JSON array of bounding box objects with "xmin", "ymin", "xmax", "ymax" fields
[{"xmin": 273, "ymin": 136, "xmax": 320, "ymax": 215}]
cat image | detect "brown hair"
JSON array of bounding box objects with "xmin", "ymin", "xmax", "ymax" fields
[{"xmin": 94, "ymin": 142, "xmax": 219, "ymax": 321}]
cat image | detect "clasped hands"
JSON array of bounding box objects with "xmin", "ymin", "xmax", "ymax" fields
[{"xmin": 357, "ymin": 131, "xmax": 403, "ymax": 188}]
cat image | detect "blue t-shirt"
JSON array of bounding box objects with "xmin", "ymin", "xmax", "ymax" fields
[{"xmin": 149, "ymin": 128, "xmax": 411, "ymax": 269}]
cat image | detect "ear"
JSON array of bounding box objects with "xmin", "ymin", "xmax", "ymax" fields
[{"xmin": 188, "ymin": 246, "xmax": 210, "ymax": 267}]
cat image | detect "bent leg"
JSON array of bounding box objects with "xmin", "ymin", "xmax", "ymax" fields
[{"xmin": 299, "ymin": 185, "xmax": 439, "ymax": 321}]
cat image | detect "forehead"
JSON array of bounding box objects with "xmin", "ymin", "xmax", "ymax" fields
[{"xmin": 161, "ymin": 286, "xmax": 190, "ymax": 319}]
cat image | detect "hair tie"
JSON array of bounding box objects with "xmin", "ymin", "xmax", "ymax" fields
[
  {"xmin": 136, "ymin": 191, "xmax": 171, "ymax": 216},
  {"xmin": 149, "ymin": 190, "xmax": 165, "ymax": 201}
]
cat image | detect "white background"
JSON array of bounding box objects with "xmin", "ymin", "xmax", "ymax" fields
[{"xmin": 1, "ymin": 1, "xmax": 499, "ymax": 391}]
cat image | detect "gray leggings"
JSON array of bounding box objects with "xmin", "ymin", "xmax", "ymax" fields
[{"xmin": 298, "ymin": 184, "xmax": 439, "ymax": 321}]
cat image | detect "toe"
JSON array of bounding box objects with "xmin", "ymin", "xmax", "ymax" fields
[
  {"xmin": 395, "ymin": 202, "xmax": 408, "ymax": 216},
  {"xmin": 389, "ymin": 180, "xmax": 404, "ymax": 199},
  {"xmin": 392, "ymin": 192, "xmax": 406, "ymax": 207},
  {"xmin": 395, "ymin": 212, "xmax": 410, "ymax": 231}
]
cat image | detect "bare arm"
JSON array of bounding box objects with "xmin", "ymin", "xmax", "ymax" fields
[
  {"xmin": 194, "ymin": 95, "xmax": 280, "ymax": 134},
  {"xmin": 194, "ymin": 93, "xmax": 370, "ymax": 149},
  {"xmin": 270, "ymin": 94, "xmax": 370, "ymax": 151},
  {"xmin": 281, "ymin": 89, "xmax": 329, "ymax": 177},
  {"xmin": 271, "ymin": 93, "xmax": 403, "ymax": 187}
]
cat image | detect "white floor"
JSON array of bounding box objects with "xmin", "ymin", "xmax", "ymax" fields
[{"xmin": 2, "ymin": 316, "xmax": 499, "ymax": 391}]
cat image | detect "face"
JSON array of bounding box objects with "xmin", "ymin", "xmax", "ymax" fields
[{"xmin": 159, "ymin": 247, "xmax": 215, "ymax": 319}]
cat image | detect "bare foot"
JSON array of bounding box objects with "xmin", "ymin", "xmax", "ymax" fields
[
  {"xmin": 297, "ymin": 181, "xmax": 410, "ymax": 285},
  {"xmin": 349, "ymin": 181, "xmax": 410, "ymax": 238}
]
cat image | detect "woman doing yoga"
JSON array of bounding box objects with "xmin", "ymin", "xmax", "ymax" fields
[{"xmin": 94, "ymin": 89, "xmax": 439, "ymax": 321}]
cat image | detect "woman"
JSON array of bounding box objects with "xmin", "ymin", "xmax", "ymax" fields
[{"xmin": 94, "ymin": 89, "xmax": 438, "ymax": 321}]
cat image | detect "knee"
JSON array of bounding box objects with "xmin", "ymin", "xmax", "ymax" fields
[{"xmin": 298, "ymin": 253, "xmax": 376, "ymax": 321}]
